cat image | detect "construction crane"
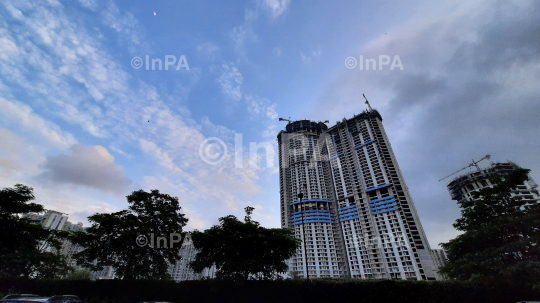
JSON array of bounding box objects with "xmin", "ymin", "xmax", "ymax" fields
[
  {"xmin": 439, "ymin": 154, "xmax": 491, "ymax": 182},
  {"xmin": 363, "ymin": 94, "xmax": 373, "ymax": 111},
  {"xmin": 279, "ymin": 117, "xmax": 292, "ymax": 123}
]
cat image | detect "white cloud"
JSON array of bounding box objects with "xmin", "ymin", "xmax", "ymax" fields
[
  {"xmin": 300, "ymin": 47, "xmax": 321, "ymax": 64},
  {"xmin": 273, "ymin": 47, "xmax": 281, "ymax": 56},
  {"xmin": 0, "ymin": 0, "xmax": 269, "ymax": 230},
  {"xmin": 219, "ymin": 63, "xmax": 243, "ymax": 102},
  {"xmin": 139, "ymin": 139, "xmax": 182, "ymax": 172},
  {"xmin": 196, "ymin": 42, "xmax": 220, "ymax": 61},
  {"xmin": 266, "ymin": 104, "xmax": 278, "ymax": 119},
  {"xmin": 229, "ymin": 9, "xmax": 259, "ymax": 57},
  {"xmin": 0, "ymin": 97, "xmax": 76, "ymax": 147},
  {"xmin": 263, "ymin": 0, "xmax": 291, "ymax": 18}
]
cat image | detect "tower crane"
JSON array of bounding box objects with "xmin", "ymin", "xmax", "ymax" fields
[
  {"xmin": 363, "ymin": 94, "xmax": 373, "ymax": 111},
  {"xmin": 279, "ymin": 117, "xmax": 292, "ymax": 123},
  {"xmin": 438, "ymin": 154, "xmax": 491, "ymax": 182}
]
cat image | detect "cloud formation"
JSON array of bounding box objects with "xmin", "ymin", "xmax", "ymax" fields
[
  {"xmin": 39, "ymin": 144, "xmax": 132, "ymax": 194},
  {"xmin": 262, "ymin": 0, "xmax": 291, "ymax": 18},
  {"xmin": 310, "ymin": 0, "xmax": 540, "ymax": 247}
]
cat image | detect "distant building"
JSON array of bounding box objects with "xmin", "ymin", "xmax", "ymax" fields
[
  {"xmin": 24, "ymin": 210, "xmax": 68, "ymax": 230},
  {"xmin": 168, "ymin": 233, "xmax": 217, "ymax": 281},
  {"xmin": 430, "ymin": 249, "xmax": 448, "ymax": 280},
  {"xmin": 61, "ymin": 221, "xmax": 84, "ymax": 269},
  {"xmin": 446, "ymin": 161, "xmax": 540, "ymax": 209},
  {"xmin": 24, "ymin": 212, "xmax": 215, "ymax": 281},
  {"xmin": 277, "ymin": 110, "xmax": 440, "ymax": 280},
  {"xmin": 168, "ymin": 233, "xmax": 202, "ymax": 281}
]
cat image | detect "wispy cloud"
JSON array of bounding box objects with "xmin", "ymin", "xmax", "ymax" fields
[
  {"xmin": 300, "ymin": 46, "xmax": 321, "ymax": 64},
  {"xmin": 262, "ymin": 0, "xmax": 291, "ymax": 18},
  {"xmin": 196, "ymin": 42, "xmax": 220, "ymax": 61},
  {"xmin": 229, "ymin": 9, "xmax": 259, "ymax": 57},
  {"xmin": 218, "ymin": 63, "xmax": 243, "ymax": 102},
  {"xmin": 0, "ymin": 0, "xmax": 266, "ymax": 228}
]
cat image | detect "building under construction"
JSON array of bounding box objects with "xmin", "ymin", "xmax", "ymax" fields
[
  {"xmin": 277, "ymin": 109, "xmax": 442, "ymax": 280},
  {"xmin": 446, "ymin": 161, "xmax": 540, "ymax": 209}
]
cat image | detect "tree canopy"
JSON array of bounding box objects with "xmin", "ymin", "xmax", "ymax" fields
[
  {"xmin": 0, "ymin": 184, "xmax": 70, "ymax": 279},
  {"xmin": 440, "ymin": 168, "xmax": 540, "ymax": 287},
  {"xmin": 70, "ymin": 189, "xmax": 188, "ymax": 280},
  {"xmin": 190, "ymin": 206, "xmax": 300, "ymax": 280}
]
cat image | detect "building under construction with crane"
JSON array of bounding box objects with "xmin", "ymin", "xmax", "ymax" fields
[
  {"xmin": 277, "ymin": 106, "xmax": 442, "ymax": 281},
  {"xmin": 445, "ymin": 160, "xmax": 540, "ymax": 208}
]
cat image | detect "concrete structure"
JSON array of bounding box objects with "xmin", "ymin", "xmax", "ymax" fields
[
  {"xmin": 169, "ymin": 233, "xmax": 202, "ymax": 281},
  {"xmin": 61, "ymin": 221, "xmax": 84, "ymax": 269},
  {"xmin": 430, "ymin": 249, "xmax": 448, "ymax": 279},
  {"xmin": 23, "ymin": 211, "xmax": 215, "ymax": 281},
  {"xmin": 278, "ymin": 109, "xmax": 441, "ymax": 280},
  {"xmin": 447, "ymin": 161, "xmax": 540, "ymax": 209},
  {"xmin": 24, "ymin": 210, "xmax": 68, "ymax": 230}
]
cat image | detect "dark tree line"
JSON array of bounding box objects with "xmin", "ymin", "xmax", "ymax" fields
[
  {"xmin": 0, "ymin": 185, "xmax": 299, "ymax": 281},
  {"xmin": 0, "ymin": 184, "xmax": 70, "ymax": 279}
]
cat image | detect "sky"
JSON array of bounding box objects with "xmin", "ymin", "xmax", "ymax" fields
[{"xmin": 0, "ymin": 0, "xmax": 538, "ymax": 249}]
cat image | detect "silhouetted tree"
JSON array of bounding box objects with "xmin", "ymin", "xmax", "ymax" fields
[
  {"xmin": 63, "ymin": 268, "xmax": 92, "ymax": 280},
  {"xmin": 0, "ymin": 184, "xmax": 70, "ymax": 279},
  {"xmin": 70, "ymin": 189, "xmax": 188, "ymax": 280},
  {"xmin": 440, "ymin": 168, "xmax": 540, "ymax": 287},
  {"xmin": 190, "ymin": 206, "xmax": 300, "ymax": 280}
]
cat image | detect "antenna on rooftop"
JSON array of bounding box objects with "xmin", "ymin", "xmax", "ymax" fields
[{"xmin": 363, "ymin": 94, "xmax": 373, "ymax": 111}]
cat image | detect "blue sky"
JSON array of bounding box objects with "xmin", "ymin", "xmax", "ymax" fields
[{"xmin": 1, "ymin": 0, "xmax": 539, "ymax": 248}]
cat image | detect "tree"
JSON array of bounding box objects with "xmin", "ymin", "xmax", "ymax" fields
[
  {"xmin": 440, "ymin": 168, "xmax": 540, "ymax": 287},
  {"xmin": 70, "ymin": 189, "xmax": 188, "ymax": 280},
  {"xmin": 0, "ymin": 184, "xmax": 71, "ymax": 279},
  {"xmin": 190, "ymin": 206, "xmax": 300, "ymax": 281},
  {"xmin": 63, "ymin": 268, "xmax": 92, "ymax": 280}
]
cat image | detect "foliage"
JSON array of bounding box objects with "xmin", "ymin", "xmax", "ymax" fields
[
  {"xmin": 70, "ymin": 189, "xmax": 188, "ymax": 280},
  {"xmin": 0, "ymin": 184, "xmax": 71, "ymax": 279},
  {"xmin": 63, "ymin": 268, "xmax": 93, "ymax": 280},
  {"xmin": 190, "ymin": 206, "xmax": 300, "ymax": 281},
  {"xmin": 440, "ymin": 168, "xmax": 540, "ymax": 287}
]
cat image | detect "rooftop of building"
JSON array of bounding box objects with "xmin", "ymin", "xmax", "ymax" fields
[
  {"xmin": 277, "ymin": 109, "xmax": 383, "ymax": 139},
  {"xmin": 447, "ymin": 161, "xmax": 520, "ymax": 190}
]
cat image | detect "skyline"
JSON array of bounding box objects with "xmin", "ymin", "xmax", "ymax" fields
[{"xmin": 0, "ymin": 0, "xmax": 539, "ymax": 250}]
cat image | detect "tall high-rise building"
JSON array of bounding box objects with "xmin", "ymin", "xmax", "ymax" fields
[
  {"xmin": 278, "ymin": 109, "xmax": 440, "ymax": 280},
  {"xmin": 446, "ymin": 161, "xmax": 540, "ymax": 209}
]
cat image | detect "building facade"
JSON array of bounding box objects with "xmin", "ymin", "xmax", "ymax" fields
[
  {"xmin": 446, "ymin": 161, "xmax": 540, "ymax": 209},
  {"xmin": 278, "ymin": 109, "xmax": 440, "ymax": 280},
  {"xmin": 430, "ymin": 249, "xmax": 447, "ymax": 278},
  {"xmin": 168, "ymin": 233, "xmax": 218, "ymax": 281},
  {"xmin": 24, "ymin": 210, "xmax": 68, "ymax": 230}
]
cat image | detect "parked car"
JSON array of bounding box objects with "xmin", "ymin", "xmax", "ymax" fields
[
  {"xmin": 0, "ymin": 295, "xmax": 82, "ymax": 303},
  {"xmin": 1, "ymin": 296, "xmax": 39, "ymax": 300}
]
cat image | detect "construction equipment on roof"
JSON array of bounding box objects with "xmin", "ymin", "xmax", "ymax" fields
[
  {"xmin": 439, "ymin": 154, "xmax": 491, "ymax": 182},
  {"xmin": 279, "ymin": 117, "xmax": 292, "ymax": 123},
  {"xmin": 363, "ymin": 94, "xmax": 373, "ymax": 111}
]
